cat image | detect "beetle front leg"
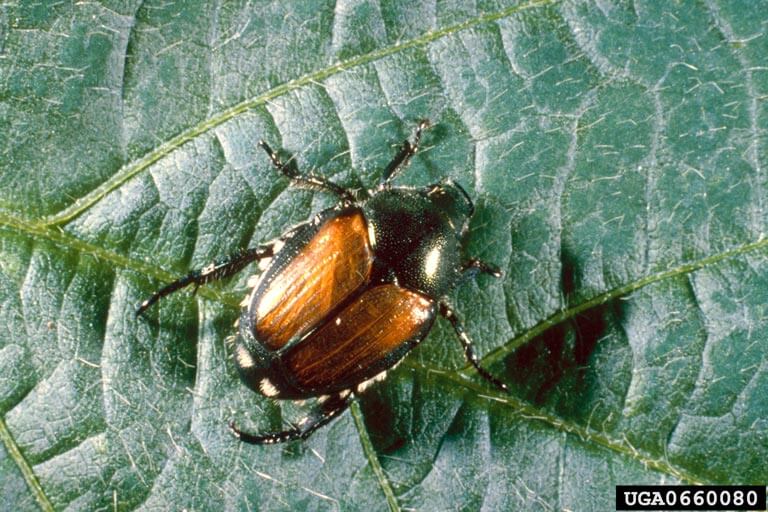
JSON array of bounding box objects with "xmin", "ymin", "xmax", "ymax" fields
[
  {"xmin": 258, "ymin": 141, "xmax": 356, "ymax": 203},
  {"xmin": 229, "ymin": 391, "xmax": 352, "ymax": 445},
  {"xmin": 439, "ymin": 302, "xmax": 509, "ymax": 393},
  {"xmin": 382, "ymin": 119, "xmax": 431, "ymax": 183},
  {"xmin": 136, "ymin": 245, "xmax": 274, "ymax": 316}
]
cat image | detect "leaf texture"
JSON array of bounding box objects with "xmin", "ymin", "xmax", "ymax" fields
[{"xmin": 1, "ymin": 1, "xmax": 767, "ymax": 510}]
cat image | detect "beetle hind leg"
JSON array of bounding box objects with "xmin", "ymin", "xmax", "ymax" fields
[
  {"xmin": 230, "ymin": 391, "xmax": 352, "ymax": 445},
  {"xmin": 439, "ymin": 301, "xmax": 509, "ymax": 393},
  {"xmin": 136, "ymin": 245, "xmax": 274, "ymax": 316}
]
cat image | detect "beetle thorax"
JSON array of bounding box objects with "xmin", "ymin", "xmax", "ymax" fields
[{"xmin": 363, "ymin": 187, "xmax": 465, "ymax": 298}]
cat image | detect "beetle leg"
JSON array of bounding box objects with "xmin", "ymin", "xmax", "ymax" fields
[
  {"xmin": 229, "ymin": 391, "xmax": 352, "ymax": 444},
  {"xmin": 438, "ymin": 301, "xmax": 509, "ymax": 393},
  {"xmin": 258, "ymin": 141, "xmax": 356, "ymax": 202},
  {"xmin": 461, "ymin": 258, "xmax": 502, "ymax": 278},
  {"xmin": 136, "ymin": 245, "xmax": 274, "ymax": 316},
  {"xmin": 382, "ymin": 119, "xmax": 431, "ymax": 184}
]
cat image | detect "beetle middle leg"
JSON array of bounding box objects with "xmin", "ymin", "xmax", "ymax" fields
[
  {"xmin": 438, "ymin": 302, "xmax": 509, "ymax": 393},
  {"xmin": 229, "ymin": 391, "xmax": 352, "ymax": 444},
  {"xmin": 136, "ymin": 245, "xmax": 274, "ymax": 316}
]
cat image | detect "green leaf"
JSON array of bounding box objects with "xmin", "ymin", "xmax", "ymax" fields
[{"xmin": 2, "ymin": 0, "xmax": 767, "ymax": 510}]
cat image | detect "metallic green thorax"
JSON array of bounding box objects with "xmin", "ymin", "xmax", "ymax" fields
[{"xmin": 363, "ymin": 179, "xmax": 473, "ymax": 298}]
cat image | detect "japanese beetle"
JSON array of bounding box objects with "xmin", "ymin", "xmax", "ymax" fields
[{"xmin": 137, "ymin": 121, "xmax": 508, "ymax": 444}]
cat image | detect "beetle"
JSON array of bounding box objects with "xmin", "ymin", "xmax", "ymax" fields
[{"xmin": 137, "ymin": 120, "xmax": 508, "ymax": 444}]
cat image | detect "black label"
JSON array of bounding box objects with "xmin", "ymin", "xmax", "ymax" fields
[{"xmin": 616, "ymin": 485, "xmax": 766, "ymax": 510}]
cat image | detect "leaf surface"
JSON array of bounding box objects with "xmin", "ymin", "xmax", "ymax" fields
[{"xmin": 1, "ymin": 1, "xmax": 767, "ymax": 510}]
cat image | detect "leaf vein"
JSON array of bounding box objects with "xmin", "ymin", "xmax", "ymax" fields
[
  {"xmin": 0, "ymin": 416, "xmax": 55, "ymax": 512},
  {"xmin": 350, "ymin": 401, "xmax": 401, "ymax": 512},
  {"xmin": 40, "ymin": 0, "xmax": 557, "ymax": 227}
]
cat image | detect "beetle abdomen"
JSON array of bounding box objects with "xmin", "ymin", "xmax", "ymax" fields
[
  {"xmin": 284, "ymin": 284, "xmax": 435, "ymax": 391},
  {"xmin": 252, "ymin": 208, "xmax": 373, "ymax": 350}
]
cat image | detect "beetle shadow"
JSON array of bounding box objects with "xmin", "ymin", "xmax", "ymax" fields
[
  {"xmin": 358, "ymin": 389, "xmax": 405, "ymax": 453},
  {"xmin": 357, "ymin": 368, "xmax": 471, "ymax": 468},
  {"xmin": 501, "ymin": 245, "xmax": 626, "ymax": 418}
]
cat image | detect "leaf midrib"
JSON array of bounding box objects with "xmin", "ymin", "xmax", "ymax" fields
[{"xmin": 476, "ymin": 234, "xmax": 768, "ymax": 369}]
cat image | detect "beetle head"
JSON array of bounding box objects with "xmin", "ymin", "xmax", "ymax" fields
[{"xmin": 427, "ymin": 179, "xmax": 475, "ymax": 234}]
